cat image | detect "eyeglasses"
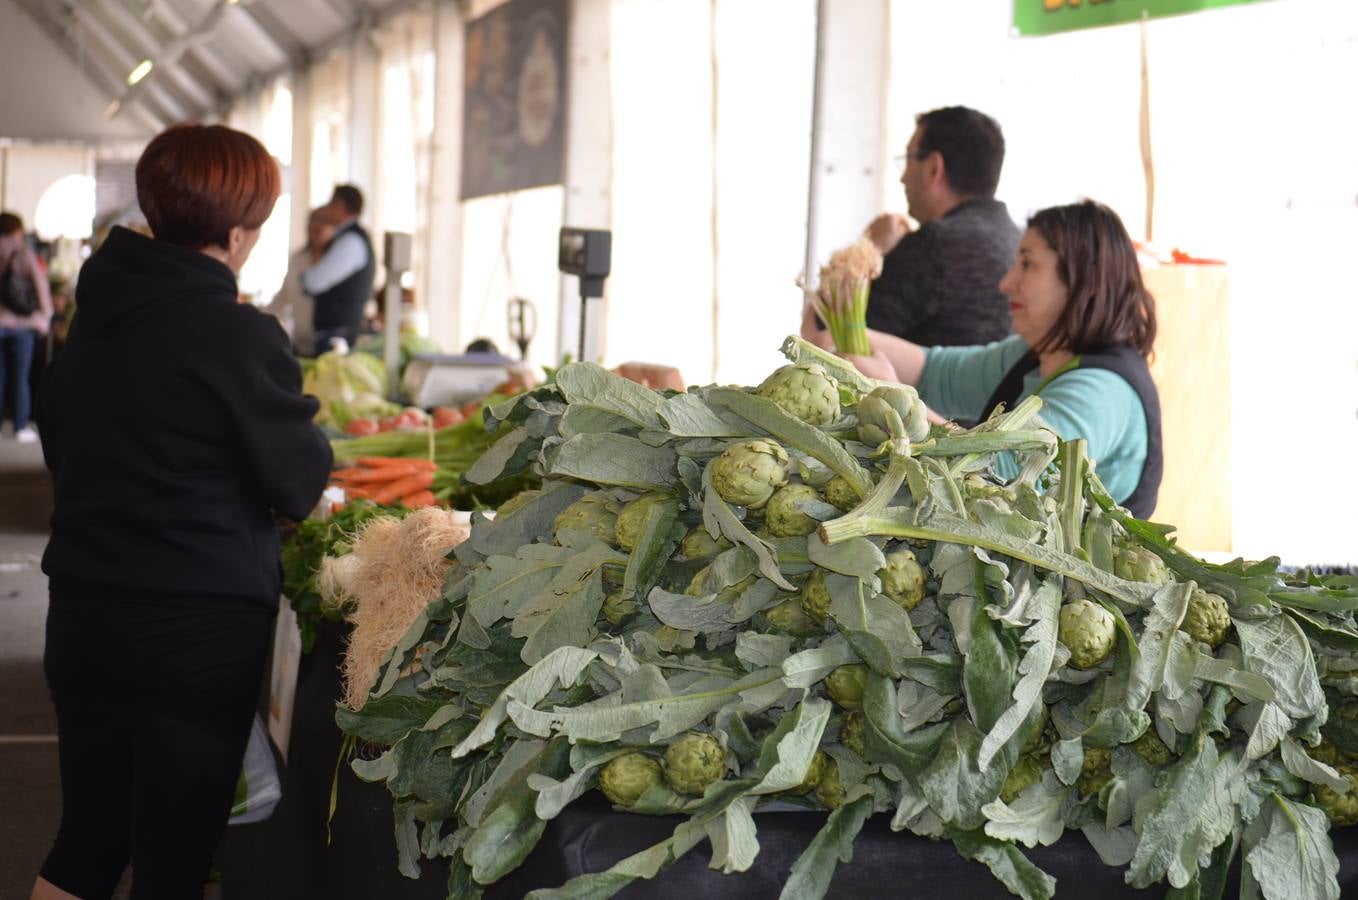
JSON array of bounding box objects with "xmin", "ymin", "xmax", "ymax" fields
[{"xmin": 892, "ymin": 151, "xmax": 929, "ymax": 169}]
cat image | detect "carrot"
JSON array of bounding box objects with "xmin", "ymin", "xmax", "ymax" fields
[
  {"xmin": 372, "ymin": 470, "xmax": 435, "ymax": 505},
  {"xmin": 356, "ymin": 456, "xmax": 436, "ymax": 471},
  {"xmin": 341, "ymin": 486, "xmax": 377, "ymax": 500},
  {"xmin": 333, "ymin": 462, "xmax": 430, "ymax": 483},
  {"xmin": 400, "ymin": 490, "xmax": 436, "ymax": 508}
]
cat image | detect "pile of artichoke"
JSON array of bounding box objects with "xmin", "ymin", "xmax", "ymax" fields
[{"xmin": 337, "ymin": 337, "xmax": 1358, "ymax": 900}]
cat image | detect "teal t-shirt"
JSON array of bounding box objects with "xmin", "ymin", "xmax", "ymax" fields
[{"xmin": 916, "ymin": 335, "xmax": 1149, "ymax": 503}]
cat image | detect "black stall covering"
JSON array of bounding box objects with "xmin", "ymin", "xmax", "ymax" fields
[{"xmin": 221, "ymin": 619, "xmax": 1358, "ymax": 900}]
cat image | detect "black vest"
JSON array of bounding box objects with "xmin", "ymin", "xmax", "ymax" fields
[
  {"xmin": 311, "ymin": 222, "xmax": 376, "ymax": 332},
  {"xmin": 979, "ymin": 345, "xmax": 1163, "ymax": 519}
]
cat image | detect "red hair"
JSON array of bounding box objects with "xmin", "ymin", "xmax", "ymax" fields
[{"xmin": 135, "ymin": 123, "xmax": 280, "ymax": 249}]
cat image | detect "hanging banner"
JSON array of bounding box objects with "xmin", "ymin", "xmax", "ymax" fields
[{"xmin": 1013, "ymin": 0, "xmax": 1272, "ymax": 37}]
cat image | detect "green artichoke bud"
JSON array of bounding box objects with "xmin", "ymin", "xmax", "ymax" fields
[
  {"xmin": 856, "ymin": 384, "xmax": 929, "ymax": 446},
  {"xmin": 790, "ymin": 749, "xmax": 831, "ymax": 795},
  {"xmin": 1001, "ymin": 755, "xmax": 1044, "ymax": 804},
  {"xmin": 823, "ymin": 475, "xmax": 859, "ymax": 512},
  {"xmin": 1059, "ymin": 598, "xmax": 1116, "ymax": 669},
  {"xmin": 553, "ymin": 494, "xmax": 618, "ymax": 545},
  {"xmin": 825, "ymin": 664, "xmax": 869, "ymax": 710},
  {"xmin": 1181, "ymin": 586, "xmax": 1231, "ymax": 648},
  {"xmin": 600, "ymin": 752, "xmax": 665, "ymax": 808},
  {"xmin": 765, "ymin": 484, "xmax": 823, "ymax": 537},
  {"xmin": 1078, "ymin": 746, "xmax": 1112, "ymax": 797},
  {"xmin": 1132, "ymin": 728, "xmax": 1173, "ymax": 767},
  {"xmin": 879, "ymin": 547, "xmax": 927, "ymax": 611},
  {"xmin": 800, "ymin": 569, "xmax": 833, "ymax": 623},
  {"xmin": 602, "ymin": 591, "xmax": 638, "ymax": 626},
  {"xmin": 1113, "ymin": 544, "xmax": 1170, "ymax": 585},
  {"xmin": 678, "ymin": 528, "xmax": 730, "ymax": 561},
  {"xmin": 615, "ymin": 492, "xmax": 673, "ymax": 552},
  {"xmin": 710, "ymin": 439, "xmax": 790, "ymax": 509},
  {"xmin": 1313, "ymin": 763, "xmax": 1358, "ymax": 826},
  {"xmin": 756, "ymin": 364, "xmax": 841, "ymax": 426},
  {"xmin": 663, "ymin": 733, "xmax": 727, "ymax": 796},
  {"xmin": 765, "ymin": 598, "xmax": 820, "ymax": 636},
  {"xmin": 815, "ymin": 759, "xmax": 846, "ymax": 809},
  {"xmin": 685, "ymin": 565, "xmax": 713, "ymax": 596},
  {"xmin": 495, "ymin": 489, "xmax": 541, "ymax": 518},
  {"xmin": 841, "ymin": 711, "xmax": 866, "ymax": 757},
  {"xmin": 1313, "ymin": 739, "xmax": 1347, "ymax": 768}
]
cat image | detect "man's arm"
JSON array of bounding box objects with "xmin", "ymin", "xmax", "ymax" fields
[{"xmin": 300, "ymin": 231, "xmax": 369, "ymax": 294}]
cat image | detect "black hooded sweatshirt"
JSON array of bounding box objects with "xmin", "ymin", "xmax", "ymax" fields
[{"xmin": 39, "ymin": 227, "xmax": 333, "ymax": 607}]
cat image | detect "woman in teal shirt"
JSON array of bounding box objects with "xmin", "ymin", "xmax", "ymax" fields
[{"xmin": 833, "ymin": 200, "xmax": 1162, "ymax": 517}]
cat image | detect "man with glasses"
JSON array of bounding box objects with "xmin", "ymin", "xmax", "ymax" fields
[{"xmin": 808, "ymin": 106, "xmax": 1018, "ymax": 348}]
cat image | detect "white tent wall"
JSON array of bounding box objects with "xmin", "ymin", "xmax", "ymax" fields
[{"xmin": 0, "ymin": 144, "xmax": 96, "ymax": 238}]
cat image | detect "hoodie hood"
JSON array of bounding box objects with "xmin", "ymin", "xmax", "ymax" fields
[{"xmin": 73, "ymin": 226, "xmax": 238, "ymax": 334}]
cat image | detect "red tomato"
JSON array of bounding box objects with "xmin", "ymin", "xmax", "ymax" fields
[
  {"xmin": 432, "ymin": 406, "xmax": 464, "ymax": 428},
  {"xmin": 345, "ymin": 417, "xmax": 380, "ymax": 436},
  {"xmin": 378, "ymin": 416, "xmax": 399, "ymax": 433}
]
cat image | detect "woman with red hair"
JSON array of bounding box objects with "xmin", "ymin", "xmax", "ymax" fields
[{"xmin": 33, "ymin": 124, "xmax": 333, "ymax": 900}]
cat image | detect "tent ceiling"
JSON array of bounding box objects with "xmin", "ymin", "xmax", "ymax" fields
[{"xmin": 2, "ymin": 0, "xmax": 423, "ymax": 144}]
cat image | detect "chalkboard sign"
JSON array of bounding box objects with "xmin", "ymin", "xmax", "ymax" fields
[{"xmin": 461, "ymin": 0, "xmax": 567, "ymax": 200}]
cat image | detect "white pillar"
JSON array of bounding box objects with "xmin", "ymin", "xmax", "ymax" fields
[
  {"xmin": 425, "ymin": 1, "xmax": 466, "ymax": 353},
  {"xmin": 558, "ymin": 0, "xmax": 614, "ymax": 363},
  {"xmin": 289, "ymin": 69, "xmax": 313, "ymax": 251},
  {"xmin": 348, "ymin": 35, "xmax": 381, "ymax": 231},
  {"xmin": 804, "ymin": 0, "xmax": 892, "ymax": 277}
]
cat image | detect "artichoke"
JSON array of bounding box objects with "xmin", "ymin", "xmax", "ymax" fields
[
  {"xmin": 756, "ymin": 364, "xmax": 841, "ymax": 426},
  {"xmin": 1132, "ymin": 728, "xmax": 1173, "ymax": 767},
  {"xmin": 1113, "ymin": 543, "xmax": 1171, "ymax": 585},
  {"xmin": 823, "ymin": 475, "xmax": 859, "ymax": 512},
  {"xmin": 678, "ymin": 528, "xmax": 730, "ymax": 561},
  {"xmin": 615, "ymin": 493, "xmax": 673, "ymax": 552},
  {"xmin": 664, "ymin": 733, "xmax": 727, "ymax": 796},
  {"xmin": 790, "ymin": 749, "xmax": 830, "ymax": 795},
  {"xmin": 815, "ymin": 759, "xmax": 846, "ymax": 809},
  {"xmin": 1078, "ymin": 746, "xmax": 1113, "ymax": 797},
  {"xmin": 825, "ymin": 664, "xmax": 869, "ymax": 710},
  {"xmin": 599, "ymin": 752, "xmax": 665, "ymax": 808},
  {"xmin": 1001, "ymin": 755, "xmax": 1044, "ymax": 804},
  {"xmin": 879, "ymin": 547, "xmax": 927, "ymax": 611},
  {"xmin": 840, "ymin": 711, "xmax": 866, "ymax": 757},
  {"xmin": 800, "ymin": 569, "xmax": 833, "ymax": 623},
  {"xmin": 710, "ymin": 440, "xmax": 790, "ymax": 509},
  {"xmin": 765, "ymin": 484, "xmax": 823, "ymax": 537},
  {"xmin": 495, "ymin": 488, "xmax": 541, "ymax": 518},
  {"xmin": 856, "ymin": 384, "xmax": 929, "ymax": 446},
  {"xmin": 553, "ymin": 494, "xmax": 618, "ymax": 545},
  {"xmin": 1312, "ymin": 739, "xmax": 1346, "ymax": 768},
  {"xmin": 765, "ymin": 598, "xmax": 820, "ymax": 636},
  {"xmin": 1059, "ymin": 599, "xmax": 1116, "ymax": 669},
  {"xmin": 602, "ymin": 591, "xmax": 638, "ymax": 627},
  {"xmin": 1181, "ymin": 586, "xmax": 1231, "ymax": 648},
  {"xmin": 1312, "ymin": 763, "xmax": 1358, "ymax": 826}
]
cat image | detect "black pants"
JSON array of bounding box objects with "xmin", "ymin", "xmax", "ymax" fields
[{"xmin": 41, "ymin": 579, "xmax": 274, "ymax": 900}]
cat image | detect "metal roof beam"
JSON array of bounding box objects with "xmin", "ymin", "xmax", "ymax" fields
[
  {"xmin": 88, "ymin": 0, "xmax": 217, "ymax": 114},
  {"xmin": 73, "ymin": 8, "xmax": 194, "ymax": 122},
  {"xmin": 10, "ymin": 0, "xmax": 169, "ymax": 133},
  {"xmin": 232, "ymin": 1, "xmax": 310, "ymax": 71}
]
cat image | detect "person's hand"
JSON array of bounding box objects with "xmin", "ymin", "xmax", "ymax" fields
[
  {"xmin": 613, "ymin": 361, "xmax": 686, "ymax": 392},
  {"xmin": 864, "ymin": 213, "xmax": 911, "ymax": 255},
  {"xmin": 800, "ymin": 302, "xmax": 835, "ymax": 349},
  {"xmin": 843, "ymin": 349, "xmax": 898, "ymax": 382}
]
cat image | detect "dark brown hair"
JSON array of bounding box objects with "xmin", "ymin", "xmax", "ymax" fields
[
  {"xmin": 0, "ymin": 212, "xmax": 23, "ymax": 236},
  {"xmin": 915, "ymin": 106, "xmax": 1005, "ymax": 199},
  {"xmin": 135, "ymin": 123, "xmax": 280, "ymax": 249},
  {"xmin": 331, "ymin": 184, "xmax": 364, "ymax": 216},
  {"xmin": 1027, "ymin": 200, "xmax": 1157, "ymax": 358}
]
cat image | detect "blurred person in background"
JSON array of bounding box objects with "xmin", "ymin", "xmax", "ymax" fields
[
  {"xmin": 303, "ymin": 183, "xmax": 374, "ymax": 355},
  {"xmin": 0, "ymin": 212, "xmax": 54, "ymax": 443},
  {"xmin": 32, "ymin": 123, "xmax": 332, "ymax": 900},
  {"xmin": 265, "ymin": 205, "xmax": 339, "ymax": 356},
  {"xmin": 803, "ymin": 105, "xmax": 1018, "ymax": 348}
]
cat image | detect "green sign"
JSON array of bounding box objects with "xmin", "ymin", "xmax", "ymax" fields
[{"xmin": 1013, "ymin": 0, "xmax": 1272, "ymax": 36}]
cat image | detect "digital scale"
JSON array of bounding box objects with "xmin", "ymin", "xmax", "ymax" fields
[{"xmin": 400, "ymin": 351, "xmax": 521, "ymax": 408}]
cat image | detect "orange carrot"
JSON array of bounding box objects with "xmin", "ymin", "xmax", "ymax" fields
[
  {"xmin": 333, "ymin": 462, "xmax": 430, "ymax": 483},
  {"xmin": 400, "ymin": 490, "xmax": 436, "ymax": 508},
  {"xmin": 356, "ymin": 456, "xmax": 436, "ymax": 471},
  {"xmin": 341, "ymin": 485, "xmax": 377, "ymax": 500},
  {"xmin": 372, "ymin": 470, "xmax": 435, "ymax": 505}
]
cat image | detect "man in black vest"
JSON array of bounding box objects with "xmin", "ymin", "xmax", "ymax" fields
[{"xmin": 302, "ymin": 184, "xmax": 375, "ymax": 356}]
